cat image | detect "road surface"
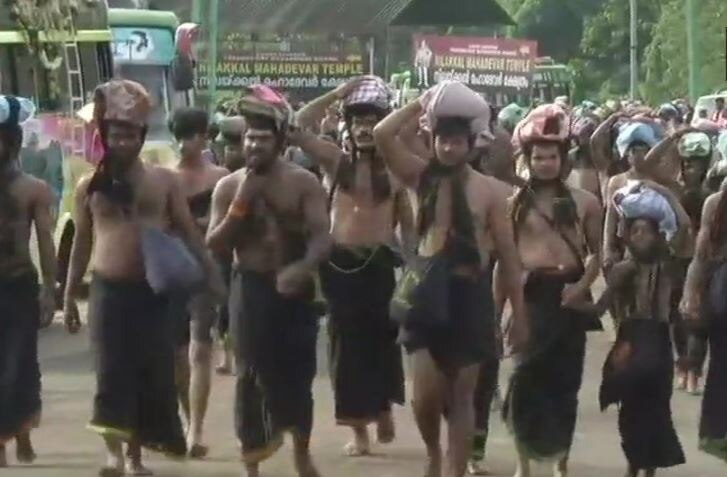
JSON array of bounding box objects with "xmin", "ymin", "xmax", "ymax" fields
[{"xmin": 1, "ymin": 309, "xmax": 724, "ymax": 477}]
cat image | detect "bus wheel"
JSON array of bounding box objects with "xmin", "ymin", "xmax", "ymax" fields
[{"xmin": 55, "ymin": 222, "xmax": 75, "ymax": 310}]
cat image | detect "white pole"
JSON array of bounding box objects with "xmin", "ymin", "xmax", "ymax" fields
[{"xmin": 629, "ymin": 0, "xmax": 638, "ymax": 100}]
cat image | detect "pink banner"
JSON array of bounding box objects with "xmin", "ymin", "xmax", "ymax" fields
[{"xmin": 412, "ymin": 34, "xmax": 538, "ymax": 95}]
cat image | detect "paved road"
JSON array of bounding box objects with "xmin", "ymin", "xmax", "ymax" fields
[{"xmin": 1, "ymin": 311, "xmax": 724, "ymax": 477}]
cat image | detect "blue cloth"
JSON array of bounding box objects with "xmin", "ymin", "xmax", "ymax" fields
[
  {"xmin": 0, "ymin": 96, "xmax": 34, "ymax": 126},
  {"xmin": 616, "ymin": 122, "xmax": 659, "ymax": 158},
  {"xmin": 613, "ymin": 182, "xmax": 678, "ymax": 241}
]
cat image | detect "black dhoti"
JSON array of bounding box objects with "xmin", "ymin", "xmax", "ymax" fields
[
  {"xmin": 400, "ymin": 267, "xmax": 496, "ymax": 372},
  {"xmin": 503, "ymin": 270, "xmax": 587, "ymax": 461},
  {"xmin": 601, "ymin": 318, "xmax": 685, "ymax": 469},
  {"xmin": 0, "ymin": 273, "xmax": 41, "ymax": 444},
  {"xmin": 699, "ymin": 269, "xmax": 727, "ymax": 462},
  {"xmin": 320, "ymin": 246, "xmax": 405, "ymax": 426},
  {"xmin": 87, "ymin": 275, "xmax": 186, "ymax": 456},
  {"xmin": 229, "ymin": 269, "xmax": 318, "ymax": 464}
]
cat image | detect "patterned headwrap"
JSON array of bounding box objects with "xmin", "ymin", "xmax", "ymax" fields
[
  {"xmin": 342, "ymin": 75, "xmax": 391, "ymax": 112},
  {"xmin": 93, "ymin": 79, "xmax": 151, "ymax": 128},
  {"xmin": 237, "ymin": 84, "xmax": 293, "ymax": 134}
]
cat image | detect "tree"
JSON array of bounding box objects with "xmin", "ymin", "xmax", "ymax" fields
[
  {"xmin": 643, "ymin": 0, "xmax": 727, "ymax": 103},
  {"xmin": 573, "ymin": 0, "xmax": 664, "ymax": 100}
]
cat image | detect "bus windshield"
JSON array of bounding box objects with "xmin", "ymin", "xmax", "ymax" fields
[{"xmin": 114, "ymin": 63, "xmax": 171, "ymax": 142}]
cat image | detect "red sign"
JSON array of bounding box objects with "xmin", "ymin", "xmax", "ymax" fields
[{"xmin": 412, "ymin": 34, "xmax": 538, "ymax": 95}]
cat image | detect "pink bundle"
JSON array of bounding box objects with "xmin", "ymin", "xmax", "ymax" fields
[{"xmin": 512, "ymin": 104, "xmax": 570, "ymax": 150}]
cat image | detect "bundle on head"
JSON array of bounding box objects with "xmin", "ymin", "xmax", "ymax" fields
[
  {"xmin": 236, "ymin": 84, "xmax": 293, "ymax": 145},
  {"xmin": 510, "ymin": 103, "xmax": 575, "ymax": 232}
]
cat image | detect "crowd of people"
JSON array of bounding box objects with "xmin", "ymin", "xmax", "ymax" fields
[{"xmin": 0, "ymin": 76, "xmax": 726, "ymax": 477}]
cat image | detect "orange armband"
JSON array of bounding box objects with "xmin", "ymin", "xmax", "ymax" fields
[{"xmin": 227, "ymin": 199, "xmax": 251, "ymax": 220}]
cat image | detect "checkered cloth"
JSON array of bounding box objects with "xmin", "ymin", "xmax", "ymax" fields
[
  {"xmin": 343, "ymin": 76, "xmax": 391, "ymax": 111},
  {"xmin": 237, "ymin": 85, "xmax": 293, "ymax": 133}
]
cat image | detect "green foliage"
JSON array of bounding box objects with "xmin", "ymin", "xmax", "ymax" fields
[
  {"xmin": 643, "ymin": 0, "xmax": 727, "ymax": 103},
  {"xmin": 501, "ymin": 0, "xmax": 726, "ymax": 102}
]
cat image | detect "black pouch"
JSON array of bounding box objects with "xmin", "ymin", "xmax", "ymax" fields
[{"xmin": 390, "ymin": 253, "xmax": 450, "ymax": 327}]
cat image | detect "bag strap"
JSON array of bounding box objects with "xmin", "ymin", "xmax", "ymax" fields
[{"xmin": 533, "ymin": 205, "xmax": 586, "ymax": 271}]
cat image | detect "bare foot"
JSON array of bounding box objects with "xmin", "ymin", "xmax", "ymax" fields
[
  {"xmin": 98, "ymin": 466, "xmax": 124, "ymax": 477},
  {"xmin": 294, "ymin": 451, "xmax": 321, "ymax": 477},
  {"xmin": 215, "ymin": 363, "xmax": 232, "ymax": 376},
  {"xmin": 99, "ymin": 450, "xmax": 124, "ymax": 477},
  {"xmin": 467, "ymin": 458, "xmax": 491, "ymax": 475},
  {"xmin": 675, "ymin": 369, "xmax": 687, "ymax": 391},
  {"xmin": 125, "ymin": 461, "xmax": 154, "ymax": 476},
  {"xmin": 553, "ymin": 458, "xmax": 568, "ymax": 477},
  {"xmin": 424, "ymin": 450, "xmax": 442, "ymax": 477},
  {"xmin": 188, "ymin": 442, "xmax": 209, "ymax": 459},
  {"xmin": 0, "ymin": 445, "xmax": 7, "ymax": 468},
  {"xmin": 376, "ymin": 412, "xmax": 396, "ymax": 444},
  {"xmin": 245, "ymin": 463, "xmax": 260, "ymax": 477},
  {"xmin": 687, "ymin": 372, "xmax": 701, "ymax": 395},
  {"xmin": 514, "ymin": 463, "xmax": 531, "ymax": 477},
  {"xmin": 15, "ymin": 434, "xmax": 37, "ymax": 463},
  {"xmin": 343, "ymin": 427, "xmax": 370, "ymax": 457}
]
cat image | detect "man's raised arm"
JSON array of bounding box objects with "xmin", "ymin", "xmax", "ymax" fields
[
  {"xmin": 589, "ymin": 112, "xmax": 621, "ymax": 173},
  {"xmin": 373, "ymin": 100, "xmax": 428, "ymax": 189},
  {"xmin": 681, "ymin": 191, "xmax": 721, "ymax": 321}
]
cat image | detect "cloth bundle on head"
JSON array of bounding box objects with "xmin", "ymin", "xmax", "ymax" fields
[
  {"xmin": 425, "ymin": 80, "xmax": 493, "ymax": 142},
  {"xmin": 497, "ymin": 103, "xmax": 525, "ymax": 130},
  {"xmin": 343, "ymin": 75, "xmax": 391, "ymax": 112},
  {"xmin": 237, "ymin": 84, "xmax": 293, "ymax": 134},
  {"xmin": 572, "ymin": 113, "xmax": 599, "ymax": 139},
  {"xmin": 512, "ymin": 103, "xmax": 570, "ymax": 151},
  {"xmin": 0, "ymin": 95, "xmax": 35, "ymax": 126},
  {"xmin": 616, "ymin": 122, "xmax": 659, "ymax": 158},
  {"xmin": 93, "ymin": 79, "xmax": 151, "ymax": 128},
  {"xmin": 613, "ymin": 181, "xmax": 678, "ymax": 241},
  {"xmin": 678, "ymin": 132, "xmax": 712, "ymax": 158},
  {"xmin": 657, "ymin": 103, "xmax": 679, "ymax": 118}
]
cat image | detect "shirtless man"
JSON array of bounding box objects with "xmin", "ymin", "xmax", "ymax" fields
[
  {"xmin": 600, "ymin": 120, "xmax": 661, "ymax": 273},
  {"xmin": 566, "ymin": 114, "xmax": 602, "ymax": 201},
  {"xmin": 214, "ymin": 115, "xmax": 246, "ymax": 375},
  {"xmin": 505, "ymin": 105, "xmax": 602, "ymax": 477},
  {"xmin": 374, "ymin": 83, "xmax": 528, "ymax": 477},
  {"xmin": 681, "ymin": 187, "xmax": 727, "ymax": 463},
  {"xmin": 170, "ymin": 107, "xmax": 229, "ymax": 457},
  {"xmin": 217, "ymin": 115, "xmax": 246, "ymax": 172},
  {"xmin": 207, "ymin": 85, "xmax": 331, "ymax": 477},
  {"xmin": 293, "ymin": 76, "xmax": 412, "ymax": 455},
  {"xmin": 646, "ymin": 130, "xmax": 708, "ymax": 393},
  {"xmin": 0, "ymin": 95, "xmax": 56, "ymax": 467},
  {"xmin": 467, "ymin": 124, "xmax": 519, "ymax": 475},
  {"xmin": 62, "ymin": 80, "xmax": 224, "ymax": 477}
]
